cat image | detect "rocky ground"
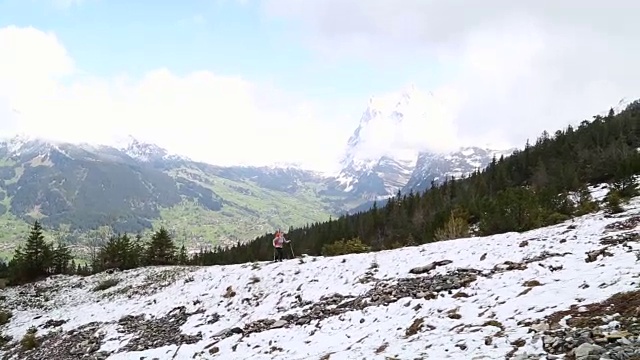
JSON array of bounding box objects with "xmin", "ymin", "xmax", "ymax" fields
[{"xmin": 2, "ymin": 202, "xmax": 640, "ymax": 359}]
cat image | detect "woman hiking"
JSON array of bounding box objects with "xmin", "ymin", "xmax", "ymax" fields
[{"xmin": 272, "ymin": 230, "xmax": 290, "ymax": 262}]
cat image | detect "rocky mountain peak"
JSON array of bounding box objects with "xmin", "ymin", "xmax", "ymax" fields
[
  {"xmin": 329, "ymin": 85, "xmax": 518, "ymax": 207},
  {"xmin": 344, "ymin": 84, "xmax": 431, "ymax": 166},
  {"xmin": 113, "ymin": 135, "xmax": 188, "ymax": 162},
  {"xmin": 334, "ymin": 86, "xmax": 437, "ymax": 199},
  {"xmin": 0, "ymin": 133, "xmax": 69, "ymax": 159}
]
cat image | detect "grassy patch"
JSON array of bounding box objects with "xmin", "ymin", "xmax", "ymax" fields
[
  {"xmin": 19, "ymin": 327, "xmax": 38, "ymax": 351},
  {"xmin": 0, "ymin": 310, "xmax": 12, "ymax": 325}
]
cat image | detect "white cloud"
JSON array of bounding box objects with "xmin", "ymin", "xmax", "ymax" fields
[
  {"xmin": 348, "ymin": 86, "xmax": 461, "ymax": 162},
  {"xmin": 0, "ymin": 26, "xmax": 346, "ymax": 173},
  {"xmin": 261, "ymin": 0, "xmax": 640, "ymax": 150}
]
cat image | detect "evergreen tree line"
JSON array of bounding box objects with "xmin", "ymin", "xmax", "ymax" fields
[
  {"xmin": 0, "ymin": 224, "xmax": 189, "ymax": 285},
  {"xmin": 1, "ymin": 101, "xmax": 640, "ymax": 284}
]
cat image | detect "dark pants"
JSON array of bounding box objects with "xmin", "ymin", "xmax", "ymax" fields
[{"xmin": 275, "ymin": 247, "xmax": 284, "ymax": 262}]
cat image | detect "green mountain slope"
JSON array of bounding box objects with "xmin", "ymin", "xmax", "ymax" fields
[
  {"xmin": 153, "ymin": 164, "xmax": 338, "ymax": 247},
  {"xmin": 0, "ymin": 138, "xmax": 352, "ymax": 257}
]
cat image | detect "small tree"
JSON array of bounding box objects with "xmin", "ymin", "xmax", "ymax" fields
[
  {"xmin": 611, "ymin": 175, "xmax": 639, "ymax": 200},
  {"xmin": 434, "ymin": 211, "xmax": 469, "ymax": 241},
  {"xmin": 95, "ymin": 234, "xmax": 136, "ymax": 272},
  {"xmin": 605, "ymin": 189, "xmax": 625, "ymax": 214},
  {"xmin": 321, "ymin": 237, "xmax": 371, "ymax": 256},
  {"xmin": 575, "ymin": 185, "xmax": 599, "ymax": 216}
]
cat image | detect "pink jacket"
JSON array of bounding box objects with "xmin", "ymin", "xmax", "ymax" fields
[{"xmin": 273, "ymin": 235, "xmax": 289, "ymax": 248}]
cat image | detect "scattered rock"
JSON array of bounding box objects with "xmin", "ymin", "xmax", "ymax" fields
[
  {"xmin": 405, "ymin": 318, "xmax": 425, "ymax": 337},
  {"xmin": 523, "ymin": 280, "xmax": 542, "ymax": 288},
  {"xmin": 541, "ymin": 290, "xmax": 640, "ymax": 359},
  {"xmin": 2, "ymin": 322, "xmax": 108, "ymax": 360},
  {"xmin": 41, "ymin": 319, "xmax": 68, "ymax": 329},
  {"xmin": 573, "ymin": 342, "xmax": 604, "ymax": 359},
  {"xmin": 409, "ymin": 260, "xmax": 453, "ymax": 274},
  {"xmin": 223, "ymin": 286, "xmax": 237, "ymax": 298},
  {"xmin": 604, "ymin": 216, "xmax": 640, "ymax": 231},
  {"xmin": 548, "ymin": 264, "xmax": 563, "ymax": 272},
  {"xmin": 600, "ymin": 231, "xmax": 640, "ymax": 246},
  {"xmin": 7, "ymin": 306, "xmax": 202, "ymax": 360},
  {"xmin": 117, "ymin": 306, "xmax": 202, "ymax": 353},
  {"xmin": 585, "ymin": 247, "xmax": 614, "ymax": 263},
  {"xmin": 214, "ymin": 269, "xmax": 481, "ymax": 341},
  {"xmin": 523, "ymin": 251, "xmax": 572, "ymax": 263},
  {"xmin": 270, "ymin": 320, "xmax": 288, "ymax": 329}
]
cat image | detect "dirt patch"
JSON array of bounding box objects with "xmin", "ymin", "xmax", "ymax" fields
[
  {"xmin": 604, "ymin": 216, "xmax": 640, "ymax": 232},
  {"xmin": 546, "ymin": 289, "xmax": 640, "ymax": 330}
]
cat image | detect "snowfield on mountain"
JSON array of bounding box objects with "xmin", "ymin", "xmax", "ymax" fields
[{"xmin": 3, "ymin": 187, "xmax": 640, "ymax": 359}]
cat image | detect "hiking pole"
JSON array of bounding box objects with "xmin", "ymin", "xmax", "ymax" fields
[{"xmin": 289, "ymin": 241, "xmax": 295, "ymax": 258}]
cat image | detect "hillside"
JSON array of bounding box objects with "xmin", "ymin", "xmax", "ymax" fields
[{"xmin": 1, "ymin": 185, "xmax": 639, "ymax": 359}]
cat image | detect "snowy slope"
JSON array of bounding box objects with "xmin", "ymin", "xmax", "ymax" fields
[{"xmin": 3, "ymin": 186, "xmax": 640, "ymax": 359}]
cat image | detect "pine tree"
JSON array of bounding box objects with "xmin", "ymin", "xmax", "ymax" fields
[
  {"xmin": 96, "ymin": 234, "xmax": 121, "ymax": 271},
  {"xmin": 146, "ymin": 227, "xmax": 176, "ymax": 265},
  {"xmin": 605, "ymin": 189, "xmax": 625, "ymax": 214},
  {"xmin": 129, "ymin": 233, "xmax": 146, "ymax": 268},
  {"xmin": 575, "ymin": 184, "xmax": 599, "ymax": 215},
  {"xmin": 21, "ymin": 221, "xmax": 53, "ymax": 281}
]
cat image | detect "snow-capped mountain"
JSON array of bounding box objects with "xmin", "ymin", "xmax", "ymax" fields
[
  {"xmin": 334, "ymin": 85, "xmax": 515, "ymax": 202},
  {"xmin": 0, "ymin": 133, "xmax": 61, "ymax": 157},
  {"xmin": 0, "ymin": 134, "xmax": 190, "ymax": 164},
  {"xmin": 403, "ymin": 146, "xmax": 516, "ymax": 193},
  {"xmin": 335, "ymin": 85, "xmax": 427, "ymax": 200}
]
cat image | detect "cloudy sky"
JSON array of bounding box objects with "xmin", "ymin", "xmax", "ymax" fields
[{"xmin": 0, "ymin": 0, "xmax": 638, "ymax": 173}]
